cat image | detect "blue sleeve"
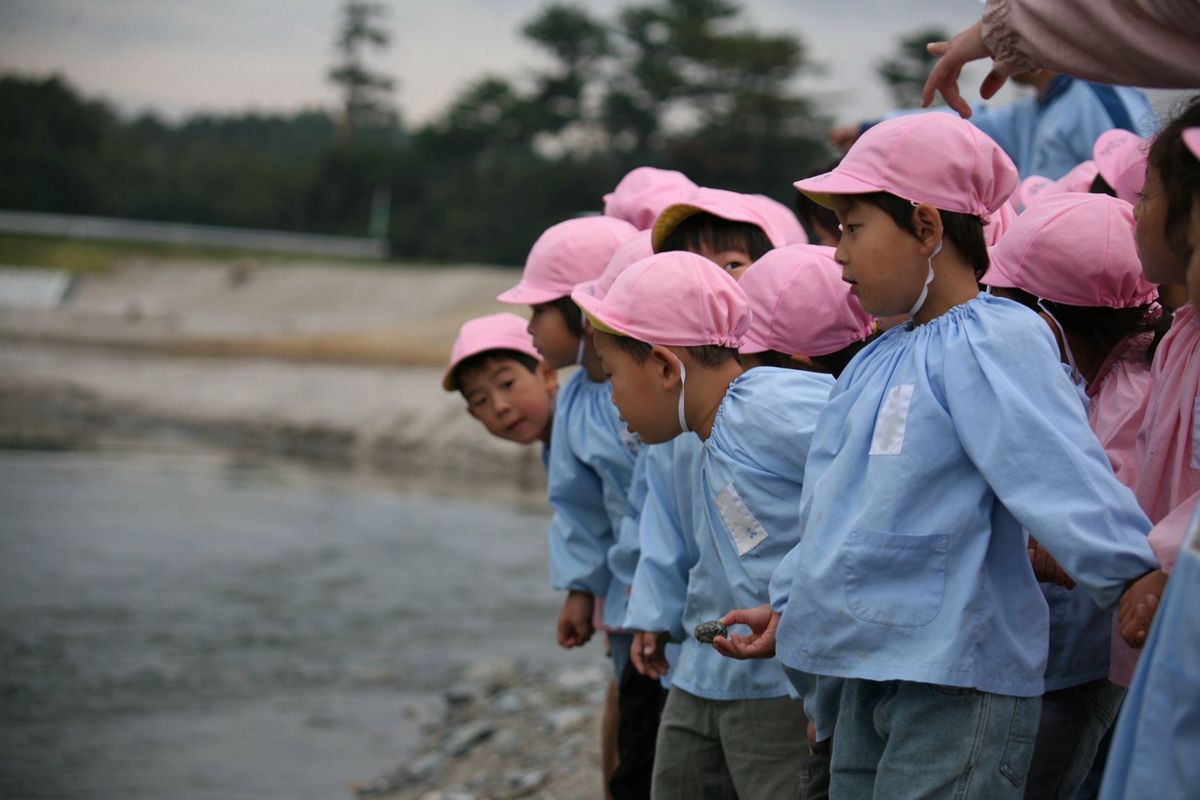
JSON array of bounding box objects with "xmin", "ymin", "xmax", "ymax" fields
[
  {"xmin": 546, "ymin": 398, "xmax": 614, "ymax": 596},
  {"xmin": 942, "ymin": 314, "xmax": 1158, "ymax": 610},
  {"xmin": 623, "ymin": 442, "xmax": 696, "ymax": 641}
]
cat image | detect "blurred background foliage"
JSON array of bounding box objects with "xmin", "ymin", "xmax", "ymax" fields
[{"xmin": 0, "ymin": 0, "xmax": 846, "ymax": 265}]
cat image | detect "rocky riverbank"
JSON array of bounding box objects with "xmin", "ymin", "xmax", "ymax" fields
[{"xmin": 352, "ymin": 659, "xmax": 608, "ymax": 800}]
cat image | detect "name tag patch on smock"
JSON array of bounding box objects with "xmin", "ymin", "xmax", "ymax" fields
[
  {"xmin": 870, "ymin": 384, "xmax": 915, "ymax": 456},
  {"xmin": 714, "ymin": 483, "xmax": 768, "ymax": 556}
]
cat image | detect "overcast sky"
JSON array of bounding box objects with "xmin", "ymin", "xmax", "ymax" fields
[{"xmin": 0, "ymin": 0, "xmax": 1034, "ymax": 127}]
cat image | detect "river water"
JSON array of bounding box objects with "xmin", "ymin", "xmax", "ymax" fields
[{"xmin": 0, "ymin": 445, "xmax": 585, "ymax": 800}]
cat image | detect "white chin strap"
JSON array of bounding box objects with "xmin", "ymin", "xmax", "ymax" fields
[
  {"xmin": 667, "ymin": 352, "xmax": 688, "ymax": 434},
  {"xmin": 575, "ymin": 311, "xmax": 587, "ymax": 366},
  {"xmin": 908, "ymin": 239, "xmax": 943, "ymax": 317},
  {"xmin": 1037, "ymin": 298, "xmax": 1082, "ymax": 382}
]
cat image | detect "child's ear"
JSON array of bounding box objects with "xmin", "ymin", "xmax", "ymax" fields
[
  {"xmin": 911, "ymin": 203, "xmax": 944, "ymax": 255},
  {"xmin": 538, "ymin": 362, "xmax": 559, "ymax": 394},
  {"xmin": 648, "ymin": 345, "xmax": 682, "ymax": 389}
]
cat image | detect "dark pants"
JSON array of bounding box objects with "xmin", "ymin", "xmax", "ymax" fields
[
  {"xmin": 1024, "ymin": 679, "xmax": 1125, "ymax": 800},
  {"xmin": 609, "ymin": 660, "xmax": 668, "ymax": 800}
]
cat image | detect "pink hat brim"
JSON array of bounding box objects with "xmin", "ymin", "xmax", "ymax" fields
[
  {"xmin": 793, "ymin": 172, "xmax": 886, "ymax": 209},
  {"xmin": 979, "ymin": 251, "xmax": 1020, "ymax": 290},
  {"xmin": 570, "ymin": 286, "xmax": 626, "ymax": 337},
  {"xmin": 497, "ymin": 282, "xmax": 570, "ymax": 306},
  {"xmin": 737, "ymin": 331, "xmax": 771, "ymax": 355}
]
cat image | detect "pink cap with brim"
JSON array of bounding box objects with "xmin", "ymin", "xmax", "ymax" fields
[
  {"xmin": 1093, "ymin": 129, "xmax": 1149, "ymax": 206},
  {"xmin": 571, "ymin": 251, "xmax": 750, "ymax": 349},
  {"xmin": 603, "ymin": 167, "xmax": 699, "ymax": 231},
  {"xmin": 747, "ymin": 194, "xmax": 809, "ymax": 245},
  {"xmin": 983, "ymin": 193, "xmax": 1158, "ymax": 309},
  {"xmin": 738, "ymin": 245, "xmax": 874, "ymax": 357},
  {"xmin": 573, "ymin": 230, "xmax": 654, "ymax": 303},
  {"xmin": 1182, "ymin": 127, "xmax": 1200, "ymax": 160},
  {"xmin": 794, "ymin": 114, "xmax": 1018, "ymax": 218},
  {"xmin": 497, "ymin": 216, "xmax": 640, "ymax": 305},
  {"xmin": 651, "ymin": 187, "xmax": 790, "ymax": 252},
  {"xmin": 1019, "ymin": 161, "xmax": 1099, "ymax": 211},
  {"xmin": 986, "ymin": 199, "xmax": 1018, "ymax": 246},
  {"xmin": 442, "ymin": 312, "xmax": 542, "ymax": 391}
]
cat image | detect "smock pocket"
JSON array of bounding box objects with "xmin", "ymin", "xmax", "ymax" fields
[{"xmin": 843, "ymin": 528, "xmax": 948, "ymax": 627}]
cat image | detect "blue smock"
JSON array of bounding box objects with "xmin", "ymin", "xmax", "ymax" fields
[
  {"xmin": 626, "ymin": 368, "xmax": 833, "ymax": 700},
  {"xmin": 876, "ymin": 76, "xmax": 1156, "ymax": 179},
  {"xmin": 546, "ymin": 369, "xmax": 640, "ymax": 628},
  {"xmin": 772, "ymin": 294, "xmax": 1158, "ymax": 735},
  {"xmin": 1099, "ymin": 505, "xmax": 1200, "ymax": 799}
]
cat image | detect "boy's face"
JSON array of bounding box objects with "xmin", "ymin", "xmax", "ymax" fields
[
  {"xmin": 1134, "ymin": 165, "xmax": 1189, "ymax": 285},
  {"xmin": 593, "ymin": 334, "xmax": 681, "ymax": 445},
  {"xmin": 831, "ymin": 197, "xmax": 927, "ymax": 318},
  {"xmin": 460, "ymin": 357, "xmax": 557, "ymax": 445},
  {"xmin": 528, "ymin": 303, "xmax": 581, "ymax": 369}
]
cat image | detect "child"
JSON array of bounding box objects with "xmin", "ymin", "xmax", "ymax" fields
[
  {"xmin": 443, "ymin": 312, "xmax": 558, "ymax": 448},
  {"xmin": 577, "ymin": 249, "xmax": 837, "ymax": 800},
  {"xmin": 652, "ymin": 187, "xmax": 785, "ymax": 274},
  {"xmin": 497, "ymin": 214, "xmax": 649, "ymax": 799},
  {"xmin": 1115, "ymin": 98, "xmax": 1200, "ymax": 655},
  {"xmin": 720, "ymin": 112, "xmax": 1159, "ymax": 799},
  {"xmin": 982, "ymin": 192, "xmax": 1160, "ymax": 799},
  {"xmin": 1097, "ymin": 123, "xmax": 1200, "ymax": 800},
  {"xmin": 603, "ymin": 167, "xmax": 698, "ymax": 231}
]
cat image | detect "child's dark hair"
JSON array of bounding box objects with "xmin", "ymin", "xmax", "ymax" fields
[
  {"xmin": 857, "ymin": 192, "xmax": 990, "ymax": 280},
  {"xmin": 658, "ymin": 212, "xmax": 774, "ymax": 261},
  {"xmin": 745, "ymin": 335, "xmax": 875, "ymax": 378},
  {"xmin": 795, "ymin": 159, "xmax": 843, "ymax": 242},
  {"xmin": 1088, "ymin": 173, "xmax": 1117, "ymax": 197},
  {"xmin": 596, "ymin": 331, "xmax": 739, "ymax": 367},
  {"xmin": 548, "ymin": 296, "xmax": 585, "ymax": 337},
  {"xmin": 453, "ymin": 349, "xmax": 540, "ymax": 396},
  {"xmin": 1147, "ymin": 94, "xmax": 1200, "ymax": 256},
  {"xmin": 998, "ymin": 287, "xmax": 1160, "ymax": 365}
]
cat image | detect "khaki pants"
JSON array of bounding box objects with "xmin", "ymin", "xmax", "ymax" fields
[{"xmin": 651, "ymin": 686, "xmax": 808, "ymax": 800}]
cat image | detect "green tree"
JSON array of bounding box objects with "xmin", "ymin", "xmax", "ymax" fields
[
  {"xmin": 875, "ymin": 27, "xmax": 950, "ymax": 108},
  {"xmin": 327, "ymin": 0, "xmax": 399, "ymax": 137}
]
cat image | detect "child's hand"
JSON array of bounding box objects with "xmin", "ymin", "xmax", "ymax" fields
[
  {"xmin": 630, "ymin": 630, "xmax": 670, "ymax": 680},
  {"xmin": 712, "ymin": 604, "xmax": 779, "ymax": 660},
  {"xmin": 1118, "ymin": 570, "xmax": 1168, "ymax": 649},
  {"xmin": 556, "ymin": 590, "xmax": 595, "ymax": 649},
  {"xmin": 1028, "ymin": 537, "xmax": 1076, "ymax": 588}
]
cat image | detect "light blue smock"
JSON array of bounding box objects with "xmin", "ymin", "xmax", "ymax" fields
[
  {"xmin": 772, "ymin": 294, "xmax": 1158, "ymax": 732},
  {"xmin": 626, "ymin": 368, "xmax": 833, "ymax": 700},
  {"xmin": 547, "ymin": 369, "xmax": 640, "ymax": 628},
  {"xmin": 1043, "ymin": 368, "xmax": 1112, "ymax": 691},
  {"xmin": 876, "ymin": 76, "xmax": 1156, "ymax": 179},
  {"xmin": 1099, "ymin": 505, "xmax": 1200, "ymax": 799}
]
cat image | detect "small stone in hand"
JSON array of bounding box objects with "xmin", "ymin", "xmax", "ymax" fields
[{"xmin": 694, "ymin": 620, "xmax": 728, "ymax": 644}]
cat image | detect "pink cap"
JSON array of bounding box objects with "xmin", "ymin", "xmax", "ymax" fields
[
  {"xmin": 747, "ymin": 194, "xmax": 809, "ymax": 245},
  {"xmin": 573, "ymin": 230, "xmax": 654, "ymax": 303},
  {"xmin": 571, "ymin": 251, "xmax": 750, "ymax": 349},
  {"xmin": 1018, "ymin": 161, "xmax": 1099, "ymax": 211},
  {"xmin": 652, "ymin": 187, "xmax": 791, "ymax": 252},
  {"xmin": 983, "ymin": 193, "xmax": 1158, "ymax": 309},
  {"xmin": 1093, "ymin": 130, "xmax": 1148, "ymax": 206},
  {"xmin": 794, "ymin": 114, "xmax": 1018, "ymax": 218},
  {"xmin": 1182, "ymin": 127, "xmax": 1200, "ymax": 160},
  {"xmin": 497, "ymin": 216, "xmax": 640, "ymax": 305},
  {"xmin": 603, "ymin": 167, "xmax": 699, "ymax": 231},
  {"xmin": 442, "ymin": 312, "xmax": 542, "ymax": 391},
  {"xmin": 738, "ymin": 245, "xmax": 875, "ymax": 357},
  {"xmin": 986, "ymin": 199, "xmax": 1018, "ymax": 246}
]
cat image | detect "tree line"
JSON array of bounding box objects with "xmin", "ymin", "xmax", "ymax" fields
[{"xmin": 1, "ymin": 0, "xmax": 854, "ymax": 264}]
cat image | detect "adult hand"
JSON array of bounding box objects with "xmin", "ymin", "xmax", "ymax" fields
[
  {"xmin": 712, "ymin": 604, "xmax": 779, "ymax": 660},
  {"xmin": 827, "ymin": 122, "xmax": 862, "ymax": 151},
  {"xmin": 922, "ymin": 21, "xmax": 1008, "ymax": 118}
]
